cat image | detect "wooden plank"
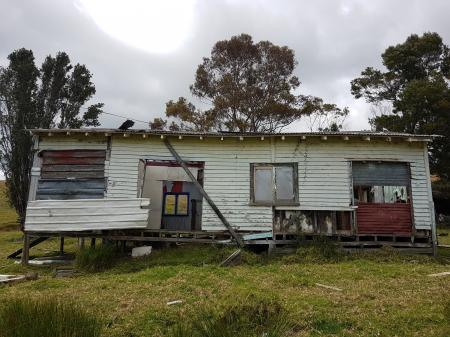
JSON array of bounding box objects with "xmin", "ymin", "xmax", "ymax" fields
[
  {"xmin": 43, "ymin": 157, "xmax": 105, "ymax": 165},
  {"xmin": 7, "ymin": 236, "xmax": 49, "ymax": 259},
  {"xmin": 42, "ymin": 164, "xmax": 105, "ymax": 172},
  {"xmin": 40, "ymin": 171, "xmax": 104, "ymax": 179},
  {"xmin": 37, "ymin": 179, "xmax": 105, "ymax": 190},
  {"xmin": 41, "ymin": 150, "xmax": 106, "ymax": 158},
  {"xmin": 163, "ymin": 138, "xmax": 244, "ymax": 247}
]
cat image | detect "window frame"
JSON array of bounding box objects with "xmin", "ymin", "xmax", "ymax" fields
[
  {"xmin": 250, "ymin": 163, "xmax": 299, "ymax": 206},
  {"xmin": 162, "ymin": 192, "xmax": 190, "ymax": 217}
]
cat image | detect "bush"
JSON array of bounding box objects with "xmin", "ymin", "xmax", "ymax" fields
[
  {"xmin": 166, "ymin": 295, "xmax": 294, "ymax": 337},
  {"xmin": 75, "ymin": 244, "xmax": 119, "ymax": 272},
  {"xmin": 0, "ymin": 297, "xmax": 101, "ymax": 337}
]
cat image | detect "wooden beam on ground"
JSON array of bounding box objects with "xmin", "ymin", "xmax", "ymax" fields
[{"xmin": 163, "ymin": 138, "xmax": 244, "ymax": 247}]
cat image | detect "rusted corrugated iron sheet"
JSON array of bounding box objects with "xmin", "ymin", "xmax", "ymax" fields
[{"xmin": 356, "ymin": 203, "xmax": 412, "ymax": 234}]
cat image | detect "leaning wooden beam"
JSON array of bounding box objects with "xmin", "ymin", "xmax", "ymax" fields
[
  {"xmin": 163, "ymin": 138, "xmax": 244, "ymax": 247},
  {"xmin": 8, "ymin": 236, "xmax": 49, "ymax": 259}
]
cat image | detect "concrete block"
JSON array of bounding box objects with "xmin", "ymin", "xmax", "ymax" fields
[{"xmin": 132, "ymin": 246, "xmax": 152, "ymax": 258}]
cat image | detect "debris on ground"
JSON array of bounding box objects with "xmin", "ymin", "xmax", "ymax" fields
[
  {"xmin": 220, "ymin": 249, "xmax": 241, "ymax": 267},
  {"xmin": 315, "ymin": 283, "xmax": 343, "ymax": 291},
  {"xmin": 167, "ymin": 300, "xmax": 183, "ymax": 306},
  {"xmin": 54, "ymin": 268, "xmax": 76, "ymax": 278},
  {"xmin": 0, "ymin": 272, "xmax": 38, "ymax": 285},
  {"xmin": 427, "ymin": 271, "xmax": 450, "ymax": 277},
  {"xmin": 132, "ymin": 246, "xmax": 152, "ymax": 258}
]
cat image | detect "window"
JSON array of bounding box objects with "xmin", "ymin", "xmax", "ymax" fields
[
  {"xmin": 163, "ymin": 193, "xmax": 189, "ymax": 216},
  {"xmin": 250, "ymin": 163, "xmax": 298, "ymax": 205},
  {"xmin": 352, "ymin": 162, "xmax": 411, "ymax": 204}
]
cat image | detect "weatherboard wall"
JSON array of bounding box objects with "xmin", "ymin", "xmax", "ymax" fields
[{"xmin": 103, "ymin": 135, "xmax": 432, "ymax": 232}]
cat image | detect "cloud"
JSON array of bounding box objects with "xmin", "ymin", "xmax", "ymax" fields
[{"xmin": 0, "ymin": 0, "xmax": 450, "ymax": 136}]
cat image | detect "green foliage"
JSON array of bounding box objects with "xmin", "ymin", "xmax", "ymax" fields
[
  {"xmin": 283, "ymin": 236, "xmax": 347, "ymax": 263},
  {"xmin": 164, "ymin": 34, "xmax": 345, "ymax": 133},
  {"xmin": 0, "ymin": 297, "xmax": 101, "ymax": 337},
  {"xmin": 351, "ymin": 32, "xmax": 450, "ymax": 179},
  {"xmin": 0, "ymin": 181, "xmax": 18, "ymax": 231},
  {"xmin": 0, "ymin": 48, "xmax": 103, "ymax": 224},
  {"xmin": 75, "ymin": 244, "xmax": 120, "ymax": 272},
  {"xmin": 166, "ymin": 295, "xmax": 294, "ymax": 337}
]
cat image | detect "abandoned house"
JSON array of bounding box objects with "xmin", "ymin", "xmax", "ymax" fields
[{"xmin": 18, "ymin": 129, "xmax": 438, "ymax": 260}]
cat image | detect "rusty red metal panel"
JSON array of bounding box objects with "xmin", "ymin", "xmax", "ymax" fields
[{"xmin": 356, "ymin": 203, "xmax": 412, "ymax": 234}]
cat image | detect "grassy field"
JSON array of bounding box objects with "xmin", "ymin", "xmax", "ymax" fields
[
  {"xmin": 0, "ymin": 183, "xmax": 449, "ymax": 336},
  {"xmin": 0, "ymin": 181, "xmax": 19, "ymax": 231}
]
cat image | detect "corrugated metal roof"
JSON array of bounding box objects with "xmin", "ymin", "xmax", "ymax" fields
[{"xmin": 29, "ymin": 128, "xmax": 438, "ymax": 140}]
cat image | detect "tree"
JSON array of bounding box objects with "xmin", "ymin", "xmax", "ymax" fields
[
  {"xmin": 351, "ymin": 32, "xmax": 450, "ymax": 179},
  {"xmin": 164, "ymin": 34, "xmax": 344, "ymax": 133},
  {"xmin": 0, "ymin": 48, "xmax": 103, "ymax": 225}
]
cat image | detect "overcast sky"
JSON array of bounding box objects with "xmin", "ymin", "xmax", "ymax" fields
[{"xmin": 1, "ymin": 0, "xmax": 450, "ymax": 179}]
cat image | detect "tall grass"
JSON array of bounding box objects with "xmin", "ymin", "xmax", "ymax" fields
[
  {"xmin": 167, "ymin": 296, "xmax": 294, "ymax": 337},
  {"xmin": 0, "ymin": 297, "xmax": 101, "ymax": 337},
  {"xmin": 75, "ymin": 244, "xmax": 119, "ymax": 272},
  {"xmin": 282, "ymin": 236, "xmax": 347, "ymax": 263}
]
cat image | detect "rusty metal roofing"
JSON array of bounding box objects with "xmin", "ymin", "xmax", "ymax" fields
[{"xmin": 29, "ymin": 128, "xmax": 438, "ymax": 140}]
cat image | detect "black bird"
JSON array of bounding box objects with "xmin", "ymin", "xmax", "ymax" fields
[{"xmin": 118, "ymin": 119, "xmax": 134, "ymax": 130}]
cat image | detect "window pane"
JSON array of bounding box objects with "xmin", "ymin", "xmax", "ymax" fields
[
  {"xmin": 177, "ymin": 194, "xmax": 189, "ymax": 215},
  {"xmin": 254, "ymin": 167, "xmax": 273, "ymax": 202},
  {"xmin": 383, "ymin": 186, "xmax": 408, "ymax": 203},
  {"xmin": 275, "ymin": 166, "xmax": 294, "ymax": 201},
  {"xmin": 164, "ymin": 194, "xmax": 176, "ymax": 215},
  {"xmin": 369, "ymin": 186, "xmax": 384, "ymax": 203}
]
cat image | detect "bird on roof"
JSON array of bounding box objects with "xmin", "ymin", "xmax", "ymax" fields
[{"xmin": 118, "ymin": 119, "xmax": 134, "ymax": 130}]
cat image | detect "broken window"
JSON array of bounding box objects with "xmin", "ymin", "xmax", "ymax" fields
[
  {"xmin": 251, "ymin": 163, "xmax": 298, "ymax": 205},
  {"xmin": 352, "ymin": 162, "xmax": 410, "ymax": 204}
]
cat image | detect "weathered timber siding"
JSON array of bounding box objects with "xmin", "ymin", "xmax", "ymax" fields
[
  {"xmin": 106, "ymin": 136, "xmax": 432, "ymax": 232},
  {"xmin": 25, "ymin": 198, "xmax": 150, "ymax": 232}
]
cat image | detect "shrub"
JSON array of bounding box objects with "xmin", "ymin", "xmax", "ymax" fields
[
  {"xmin": 75, "ymin": 244, "xmax": 119, "ymax": 272},
  {"xmin": 0, "ymin": 297, "xmax": 101, "ymax": 337},
  {"xmin": 166, "ymin": 295, "xmax": 294, "ymax": 337},
  {"xmin": 283, "ymin": 236, "xmax": 347, "ymax": 263}
]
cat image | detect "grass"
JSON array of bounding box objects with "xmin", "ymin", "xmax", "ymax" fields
[
  {"xmin": 0, "ymin": 182, "xmax": 450, "ymax": 336},
  {"xmin": 0, "ymin": 297, "xmax": 102, "ymax": 337},
  {"xmin": 0, "ymin": 181, "xmax": 19, "ymax": 231},
  {"xmin": 166, "ymin": 295, "xmax": 294, "ymax": 337},
  {"xmin": 76, "ymin": 245, "xmax": 121, "ymax": 272}
]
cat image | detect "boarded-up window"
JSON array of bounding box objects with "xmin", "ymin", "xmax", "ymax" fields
[
  {"xmin": 251, "ymin": 163, "xmax": 298, "ymax": 205},
  {"xmin": 36, "ymin": 150, "xmax": 106, "ymax": 200}
]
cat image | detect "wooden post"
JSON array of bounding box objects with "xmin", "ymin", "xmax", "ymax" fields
[
  {"xmin": 90, "ymin": 238, "xmax": 96, "ymax": 248},
  {"xmin": 163, "ymin": 138, "xmax": 244, "ymax": 247},
  {"xmin": 59, "ymin": 237, "xmax": 65, "ymax": 254},
  {"xmin": 78, "ymin": 237, "xmax": 85, "ymax": 249},
  {"xmin": 21, "ymin": 234, "xmax": 30, "ymax": 265}
]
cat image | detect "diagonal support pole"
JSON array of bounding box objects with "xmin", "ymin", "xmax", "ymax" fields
[{"xmin": 163, "ymin": 138, "xmax": 244, "ymax": 247}]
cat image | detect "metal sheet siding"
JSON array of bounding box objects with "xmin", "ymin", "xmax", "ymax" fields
[
  {"xmin": 356, "ymin": 203, "xmax": 412, "ymax": 234},
  {"xmin": 352, "ymin": 162, "xmax": 410, "ymax": 186},
  {"xmin": 25, "ymin": 198, "xmax": 150, "ymax": 232},
  {"xmin": 106, "ymin": 136, "xmax": 432, "ymax": 231}
]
